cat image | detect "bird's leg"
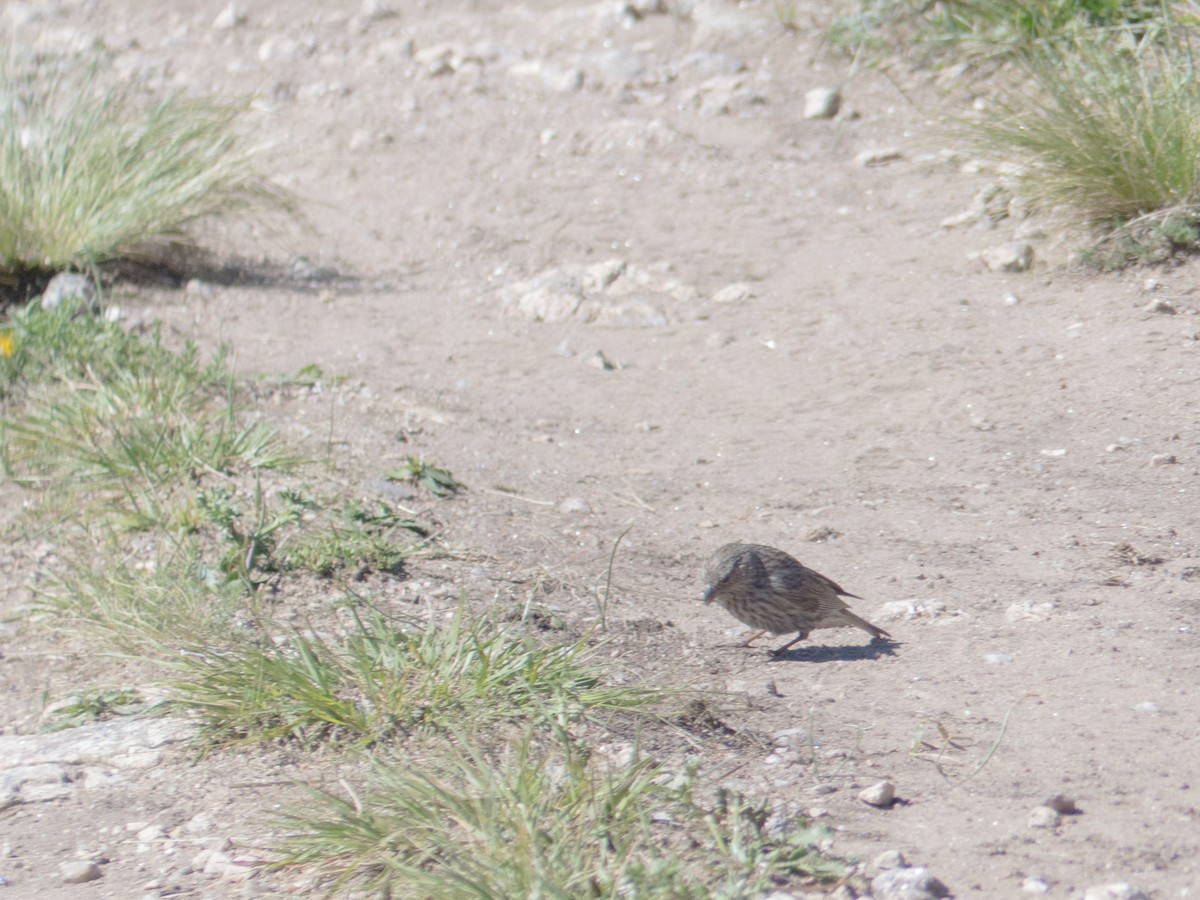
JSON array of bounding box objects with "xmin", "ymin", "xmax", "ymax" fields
[
  {"xmin": 740, "ymin": 629, "xmax": 768, "ymax": 647},
  {"xmin": 771, "ymin": 629, "xmax": 810, "ymax": 655}
]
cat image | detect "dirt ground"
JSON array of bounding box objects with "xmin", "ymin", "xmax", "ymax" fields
[{"xmin": 2, "ymin": 0, "xmax": 1200, "ymax": 897}]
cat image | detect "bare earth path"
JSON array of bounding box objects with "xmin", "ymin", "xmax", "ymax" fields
[{"xmin": 2, "ymin": 1, "xmax": 1199, "ymax": 897}]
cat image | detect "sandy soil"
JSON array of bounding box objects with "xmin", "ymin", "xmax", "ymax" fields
[{"xmin": 2, "ymin": 1, "xmax": 1199, "ymax": 897}]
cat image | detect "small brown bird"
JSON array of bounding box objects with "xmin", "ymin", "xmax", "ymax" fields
[{"xmin": 701, "ymin": 542, "xmax": 890, "ymax": 654}]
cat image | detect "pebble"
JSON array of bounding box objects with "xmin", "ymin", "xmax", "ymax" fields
[
  {"xmin": 60, "ymin": 860, "xmax": 102, "ymax": 884},
  {"xmin": 1149, "ymin": 453, "xmax": 1177, "ymax": 467},
  {"xmin": 211, "ymin": 3, "xmax": 245, "ymax": 29},
  {"xmin": 858, "ymin": 780, "xmax": 895, "ymax": 807},
  {"xmin": 1027, "ymin": 805, "xmax": 1060, "ymax": 828},
  {"xmin": 711, "ymin": 282, "xmax": 754, "ymax": 304},
  {"xmin": 1083, "ymin": 884, "xmax": 1150, "ymax": 900},
  {"xmin": 871, "ymin": 866, "xmax": 950, "ymax": 899},
  {"xmin": 1022, "ymin": 876, "xmax": 1050, "ymax": 893},
  {"xmin": 856, "ymin": 147, "xmax": 903, "ymax": 167},
  {"xmin": 869, "ymin": 849, "xmax": 907, "ymax": 874},
  {"xmin": 1134, "ymin": 701, "xmax": 1161, "ymax": 714},
  {"xmin": 1003, "ymin": 292, "xmax": 1020, "ymax": 305},
  {"xmin": 811, "ymin": 783, "xmax": 838, "ymax": 795},
  {"xmin": 40, "ymin": 272, "xmax": 97, "ymax": 313},
  {"xmin": 559, "ymin": 496, "xmax": 592, "ymax": 515},
  {"xmin": 1144, "ymin": 297, "xmax": 1177, "ymax": 314},
  {"xmin": 803, "ymin": 86, "xmax": 840, "ymax": 120},
  {"xmin": 980, "ymin": 240, "xmax": 1034, "ymax": 273},
  {"xmin": 983, "ymin": 652, "xmax": 1013, "ymax": 664},
  {"xmin": 585, "ymin": 350, "xmax": 617, "ymax": 370}
]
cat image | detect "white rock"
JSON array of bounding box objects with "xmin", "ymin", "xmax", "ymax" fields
[
  {"xmin": 980, "ymin": 240, "xmax": 1034, "ymax": 272},
  {"xmin": 1027, "ymin": 805, "xmax": 1060, "ymax": 828},
  {"xmin": 1023, "ymin": 877, "xmax": 1050, "ymax": 893},
  {"xmin": 211, "ymin": 3, "xmax": 245, "ymax": 29},
  {"xmin": 1084, "ymin": 884, "xmax": 1150, "ymax": 900},
  {"xmin": 559, "ymin": 496, "xmax": 592, "ymax": 514},
  {"xmin": 871, "ymin": 866, "xmax": 950, "ymax": 899},
  {"xmin": 60, "ymin": 860, "xmax": 102, "ymax": 884},
  {"xmin": 712, "ymin": 282, "xmax": 754, "ymax": 304},
  {"xmin": 858, "ymin": 780, "xmax": 895, "ymax": 807},
  {"xmin": 1005, "ymin": 600, "xmax": 1055, "ymax": 623},
  {"xmin": 857, "ymin": 147, "xmax": 903, "ymax": 167},
  {"xmin": 40, "ymin": 272, "xmax": 96, "ymax": 312},
  {"xmin": 1149, "ymin": 453, "xmax": 1177, "ymax": 467},
  {"xmin": 983, "ymin": 652, "xmax": 1013, "ymax": 664},
  {"xmin": 1134, "ymin": 701, "xmax": 1161, "ymax": 714},
  {"xmin": 803, "ymin": 86, "xmax": 840, "ymax": 120},
  {"xmin": 869, "ymin": 849, "xmax": 907, "ymax": 874}
]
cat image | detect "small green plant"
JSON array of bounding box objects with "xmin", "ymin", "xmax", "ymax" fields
[
  {"xmin": 385, "ymin": 456, "xmax": 463, "ymax": 497},
  {"xmin": 271, "ymin": 730, "xmax": 845, "ymax": 897},
  {"xmin": 164, "ymin": 607, "xmax": 665, "ymax": 748},
  {"xmin": 279, "ymin": 498, "xmax": 427, "ymax": 577},
  {"xmin": 0, "ymin": 50, "xmax": 293, "ymax": 278},
  {"xmin": 40, "ymin": 688, "xmax": 145, "ymax": 731}
]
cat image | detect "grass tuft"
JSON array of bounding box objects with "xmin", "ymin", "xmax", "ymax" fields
[
  {"xmin": 0, "ymin": 51, "xmax": 292, "ymax": 278},
  {"xmin": 271, "ymin": 729, "xmax": 845, "ymax": 897}
]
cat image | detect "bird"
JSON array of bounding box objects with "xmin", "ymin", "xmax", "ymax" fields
[{"xmin": 701, "ymin": 542, "xmax": 890, "ymax": 654}]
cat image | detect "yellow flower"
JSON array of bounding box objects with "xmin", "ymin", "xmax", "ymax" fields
[{"xmin": 0, "ymin": 330, "xmax": 12, "ymax": 358}]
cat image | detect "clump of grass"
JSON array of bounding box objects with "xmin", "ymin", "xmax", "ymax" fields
[
  {"xmin": 957, "ymin": 31, "xmax": 1200, "ymax": 240},
  {"xmin": 40, "ymin": 688, "xmax": 146, "ymax": 732},
  {"xmin": 0, "ymin": 51, "xmax": 292, "ymax": 278},
  {"xmin": 165, "ymin": 607, "xmax": 666, "ymax": 748},
  {"xmin": 0, "ymin": 304, "xmax": 296, "ymax": 525},
  {"xmin": 271, "ymin": 730, "xmax": 845, "ymax": 897},
  {"xmin": 279, "ymin": 498, "xmax": 427, "ymax": 577},
  {"xmin": 39, "ymin": 538, "xmax": 257, "ymax": 654}
]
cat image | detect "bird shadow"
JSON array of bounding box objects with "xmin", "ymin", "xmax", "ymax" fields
[{"xmin": 766, "ymin": 638, "xmax": 901, "ymax": 664}]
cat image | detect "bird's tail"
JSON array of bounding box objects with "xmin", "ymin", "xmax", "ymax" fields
[{"xmin": 840, "ymin": 609, "xmax": 891, "ymax": 641}]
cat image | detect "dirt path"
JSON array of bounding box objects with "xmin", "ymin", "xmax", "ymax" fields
[{"xmin": 3, "ymin": 1, "xmax": 1199, "ymax": 896}]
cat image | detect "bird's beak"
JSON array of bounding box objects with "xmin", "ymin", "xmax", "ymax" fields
[{"xmin": 701, "ymin": 584, "xmax": 714, "ymax": 604}]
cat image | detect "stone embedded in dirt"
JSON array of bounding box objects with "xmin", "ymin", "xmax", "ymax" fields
[
  {"xmin": 980, "ymin": 240, "xmax": 1034, "ymax": 273},
  {"xmin": 874, "ymin": 599, "xmax": 950, "ymax": 623},
  {"xmin": 1134, "ymin": 701, "xmax": 1162, "ymax": 714},
  {"xmin": 40, "ymin": 272, "xmax": 97, "ymax": 314},
  {"xmin": 1023, "ymin": 877, "xmax": 1050, "ymax": 893},
  {"xmin": 711, "ymin": 282, "xmax": 753, "ymax": 304},
  {"xmin": 868, "ymin": 849, "xmax": 907, "ymax": 875},
  {"xmin": 983, "ymin": 652, "xmax": 1014, "ymax": 665},
  {"xmin": 1149, "ymin": 453, "xmax": 1178, "ymax": 467},
  {"xmin": 0, "ymin": 763, "xmax": 73, "ymax": 807},
  {"xmin": 1083, "ymin": 884, "xmax": 1150, "ymax": 900},
  {"xmin": 811, "ymin": 783, "xmax": 837, "ymax": 795},
  {"xmin": 1028, "ymin": 805, "xmax": 1061, "ymax": 828},
  {"xmin": 858, "ymin": 780, "xmax": 895, "ymax": 807},
  {"xmin": 803, "ymin": 86, "xmax": 840, "ymax": 120},
  {"xmin": 940, "ymin": 184, "xmax": 1012, "ymax": 230},
  {"xmin": 558, "ymin": 496, "xmax": 592, "ymax": 514},
  {"xmin": 1143, "ymin": 297, "xmax": 1178, "ymax": 315},
  {"xmin": 871, "ymin": 866, "xmax": 950, "ymax": 899},
  {"xmin": 211, "ymin": 3, "xmax": 245, "ymax": 29},
  {"xmin": 585, "ymin": 349, "xmax": 618, "ymax": 370},
  {"xmin": 1005, "ymin": 599, "xmax": 1056, "ymax": 623},
  {"xmin": 680, "ymin": 51, "xmax": 746, "ymax": 78},
  {"xmin": 1044, "ymin": 794, "xmax": 1079, "ymax": 814},
  {"xmin": 496, "ymin": 261, "xmax": 689, "ymax": 326},
  {"xmin": 1003, "ymin": 291, "xmax": 1021, "ymax": 306},
  {"xmin": 59, "ymin": 860, "xmax": 102, "ymax": 884},
  {"xmin": 857, "ymin": 147, "xmax": 904, "ymax": 167}
]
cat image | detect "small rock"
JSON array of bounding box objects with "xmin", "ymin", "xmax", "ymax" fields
[
  {"xmin": 1041, "ymin": 448, "xmax": 1067, "ymax": 457},
  {"xmin": 869, "ymin": 849, "xmax": 907, "ymax": 874},
  {"xmin": 859, "ymin": 780, "xmax": 895, "ymax": 807},
  {"xmin": 811, "ymin": 783, "xmax": 838, "ymax": 795},
  {"xmin": 1134, "ymin": 701, "xmax": 1161, "ymax": 714},
  {"xmin": 980, "ymin": 240, "xmax": 1034, "ymax": 273},
  {"xmin": 184, "ymin": 278, "xmax": 215, "ymax": 298},
  {"xmin": 1144, "ymin": 297, "xmax": 1177, "ymax": 314},
  {"xmin": 558, "ymin": 496, "xmax": 592, "ymax": 515},
  {"xmin": 1028, "ymin": 805, "xmax": 1060, "ymax": 828},
  {"xmin": 705, "ymin": 331, "xmax": 733, "ymax": 349},
  {"xmin": 1149, "ymin": 453, "xmax": 1177, "ymax": 467},
  {"xmin": 1006, "ymin": 600, "xmax": 1055, "ymax": 622},
  {"xmin": 289, "ymin": 256, "xmax": 338, "ymax": 282},
  {"xmin": 1044, "ymin": 794, "xmax": 1078, "ymax": 814},
  {"xmin": 871, "ymin": 867, "xmax": 950, "ymax": 899},
  {"xmin": 1003, "ymin": 292, "xmax": 1020, "ymax": 306},
  {"xmin": 857, "ymin": 147, "xmax": 903, "ymax": 167},
  {"xmin": 554, "ymin": 338, "xmax": 576, "ymax": 358},
  {"xmin": 1083, "ymin": 884, "xmax": 1150, "ymax": 900},
  {"xmin": 983, "ymin": 652, "xmax": 1013, "ymax": 665},
  {"xmin": 1023, "ymin": 877, "xmax": 1050, "ymax": 893},
  {"xmin": 803, "ymin": 86, "xmax": 840, "ymax": 120},
  {"xmin": 211, "ymin": 3, "xmax": 245, "ymax": 29},
  {"xmin": 585, "ymin": 350, "xmax": 617, "ymax": 370},
  {"xmin": 711, "ymin": 282, "xmax": 753, "ymax": 304},
  {"xmin": 60, "ymin": 860, "xmax": 102, "ymax": 884},
  {"xmin": 40, "ymin": 272, "xmax": 97, "ymax": 313}
]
